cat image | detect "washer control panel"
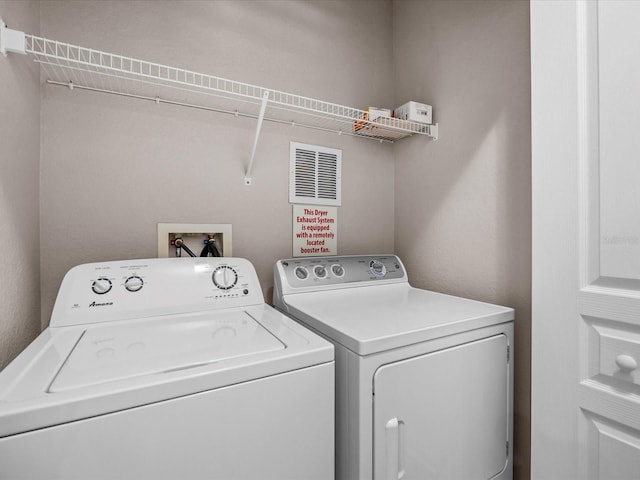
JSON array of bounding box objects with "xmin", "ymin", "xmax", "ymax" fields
[
  {"xmin": 276, "ymin": 255, "xmax": 406, "ymax": 290},
  {"xmin": 51, "ymin": 257, "xmax": 264, "ymax": 327}
]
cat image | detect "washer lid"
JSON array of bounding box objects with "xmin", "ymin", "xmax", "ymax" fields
[
  {"xmin": 0, "ymin": 305, "xmax": 333, "ymax": 438},
  {"xmin": 282, "ymin": 283, "xmax": 514, "ymax": 355},
  {"xmin": 50, "ymin": 311, "xmax": 283, "ymax": 393}
]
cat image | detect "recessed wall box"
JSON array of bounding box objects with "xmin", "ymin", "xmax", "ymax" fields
[
  {"xmin": 157, "ymin": 223, "xmax": 232, "ymax": 258},
  {"xmin": 394, "ymin": 101, "xmax": 433, "ymax": 125}
]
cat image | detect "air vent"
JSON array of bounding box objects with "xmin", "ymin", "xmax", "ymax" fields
[{"xmin": 289, "ymin": 142, "xmax": 341, "ymax": 206}]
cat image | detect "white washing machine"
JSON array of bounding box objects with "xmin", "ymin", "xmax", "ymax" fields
[
  {"xmin": 273, "ymin": 255, "xmax": 514, "ymax": 480},
  {"xmin": 0, "ymin": 257, "xmax": 334, "ymax": 480}
]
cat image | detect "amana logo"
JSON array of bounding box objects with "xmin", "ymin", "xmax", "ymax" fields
[{"xmin": 89, "ymin": 301, "xmax": 114, "ymax": 307}]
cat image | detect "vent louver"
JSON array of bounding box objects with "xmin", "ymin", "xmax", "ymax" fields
[{"xmin": 290, "ymin": 142, "xmax": 341, "ymax": 206}]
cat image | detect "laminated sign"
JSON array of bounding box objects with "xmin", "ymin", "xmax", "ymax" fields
[{"xmin": 293, "ymin": 205, "xmax": 337, "ymax": 257}]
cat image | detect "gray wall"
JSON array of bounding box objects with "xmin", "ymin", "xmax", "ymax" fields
[
  {"xmin": 38, "ymin": 0, "xmax": 396, "ymax": 324},
  {"xmin": 0, "ymin": 0, "xmax": 40, "ymax": 369},
  {"xmin": 392, "ymin": 1, "xmax": 531, "ymax": 479}
]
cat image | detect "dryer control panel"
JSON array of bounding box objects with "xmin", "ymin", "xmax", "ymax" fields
[
  {"xmin": 51, "ymin": 257, "xmax": 264, "ymax": 327},
  {"xmin": 274, "ymin": 255, "xmax": 407, "ymax": 295}
]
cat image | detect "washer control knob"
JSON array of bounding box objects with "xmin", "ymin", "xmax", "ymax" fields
[
  {"xmin": 331, "ymin": 264, "xmax": 345, "ymax": 277},
  {"xmin": 212, "ymin": 266, "xmax": 238, "ymax": 290},
  {"xmin": 313, "ymin": 265, "xmax": 327, "ymax": 279},
  {"xmin": 92, "ymin": 277, "xmax": 112, "ymax": 295},
  {"xmin": 124, "ymin": 275, "xmax": 144, "ymax": 292},
  {"xmin": 369, "ymin": 260, "xmax": 387, "ymax": 277},
  {"xmin": 294, "ymin": 266, "xmax": 309, "ymax": 280}
]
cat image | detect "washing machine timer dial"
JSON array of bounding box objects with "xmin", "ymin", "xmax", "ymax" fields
[
  {"xmin": 212, "ymin": 266, "xmax": 238, "ymax": 290},
  {"xmin": 369, "ymin": 259, "xmax": 387, "ymax": 277}
]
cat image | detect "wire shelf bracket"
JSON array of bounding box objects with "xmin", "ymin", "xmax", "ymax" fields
[
  {"xmin": 1, "ymin": 24, "xmax": 438, "ymax": 184},
  {"xmin": 0, "ymin": 19, "xmax": 26, "ymax": 57}
]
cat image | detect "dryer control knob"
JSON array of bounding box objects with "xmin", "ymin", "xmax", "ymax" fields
[
  {"xmin": 331, "ymin": 264, "xmax": 345, "ymax": 277},
  {"xmin": 92, "ymin": 277, "xmax": 112, "ymax": 295},
  {"xmin": 124, "ymin": 275, "xmax": 144, "ymax": 292},
  {"xmin": 294, "ymin": 266, "xmax": 309, "ymax": 280},
  {"xmin": 313, "ymin": 265, "xmax": 327, "ymax": 279},
  {"xmin": 369, "ymin": 260, "xmax": 387, "ymax": 277},
  {"xmin": 212, "ymin": 266, "xmax": 238, "ymax": 290}
]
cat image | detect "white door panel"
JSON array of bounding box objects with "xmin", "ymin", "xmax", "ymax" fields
[
  {"xmin": 584, "ymin": 413, "xmax": 640, "ymax": 480},
  {"xmin": 373, "ymin": 335, "xmax": 509, "ymax": 480},
  {"xmin": 598, "ymin": 1, "xmax": 640, "ymax": 281}
]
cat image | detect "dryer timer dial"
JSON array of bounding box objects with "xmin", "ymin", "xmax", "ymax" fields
[{"xmin": 369, "ymin": 260, "xmax": 387, "ymax": 277}]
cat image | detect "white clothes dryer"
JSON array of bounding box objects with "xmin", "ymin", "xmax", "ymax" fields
[
  {"xmin": 0, "ymin": 257, "xmax": 334, "ymax": 480},
  {"xmin": 273, "ymin": 255, "xmax": 514, "ymax": 480}
]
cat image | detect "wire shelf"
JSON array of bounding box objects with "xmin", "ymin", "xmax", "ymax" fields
[{"xmin": 25, "ymin": 35, "xmax": 437, "ymax": 143}]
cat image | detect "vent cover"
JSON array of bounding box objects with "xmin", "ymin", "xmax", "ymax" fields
[{"xmin": 289, "ymin": 142, "xmax": 341, "ymax": 206}]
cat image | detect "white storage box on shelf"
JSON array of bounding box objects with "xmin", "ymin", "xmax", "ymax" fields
[
  {"xmin": 364, "ymin": 106, "xmax": 392, "ymax": 122},
  {"xmin": 394, "ymin": 101, "xmax": 433, "ymax": 125}
]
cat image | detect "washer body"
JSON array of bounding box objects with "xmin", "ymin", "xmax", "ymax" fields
[
  {"xmin": 0, "ymin": 258, "xmax": 334, "ymax": 480},
  {"xmin": 274, "ymin": 255, "xmax": 514, "ymax": 480}
]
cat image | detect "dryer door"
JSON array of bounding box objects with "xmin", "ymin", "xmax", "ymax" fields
[{"xmin": 373, "ymin": 334, "xmax": 509, "ymax": 480}]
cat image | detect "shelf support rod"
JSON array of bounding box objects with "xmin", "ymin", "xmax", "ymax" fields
[
  {"xmin": 0, "ymin": 19, "xmax": 26, "ymax": 57},
  {"xmin": 430, "ymin": 123, "xmax": 439, "ymax": 141},
  {"xmin": 245, "ymin": 90, "xmax": 270, "ymax": 186}
]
